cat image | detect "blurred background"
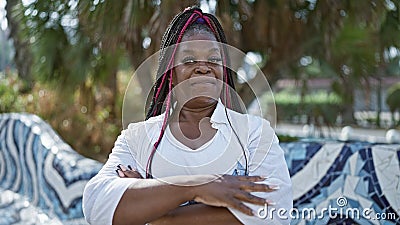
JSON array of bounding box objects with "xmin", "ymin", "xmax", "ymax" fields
[{"xmin": 0, "ymin": 0, "xmax": 400, "ymax": 162}]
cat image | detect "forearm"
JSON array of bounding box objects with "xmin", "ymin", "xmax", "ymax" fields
[
  {"xmin": 113, "ymin": 175, "xmax": 212, "ymax": 225},
  {"xmin": 112, "ymin": 171, "xmax": 271, "ymax": 225},
  {"xmin": 149, "ymin": 204, "xmax": 243, "ymax": 225}
]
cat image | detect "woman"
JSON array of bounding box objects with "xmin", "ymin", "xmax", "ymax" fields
[{"xmin": 83, "ymin": 6, "xmax": 292, "ymax": 225}]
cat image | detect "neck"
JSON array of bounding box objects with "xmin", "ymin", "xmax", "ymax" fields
[{"xmin": 173, "ymin": 101, "xmax": 217, "ymax": 123}]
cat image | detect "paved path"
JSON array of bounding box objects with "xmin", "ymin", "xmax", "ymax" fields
[{"xmin": 275, "ymin": 123, "xmax": 395, "ymax": 143}]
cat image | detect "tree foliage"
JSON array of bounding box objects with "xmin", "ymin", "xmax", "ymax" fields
[
  {"xmin": 8, "ymin": 0, "xmax": 400, "ymax": 98},
  {"xmin": 3, "ymin": 0, "xmax": 400, "ymax": 158}
]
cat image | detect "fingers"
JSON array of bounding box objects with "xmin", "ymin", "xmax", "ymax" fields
[
  {"xmin": 123, "ymin": 170, "xmax": 143, "ymax": 178},
  {"xmin": 116, "ymin": 169, "xmax": 126, "ymax": 177},
  {"xmin": 223, "ymin": 175, "xmax": 277, "ymax": 196},
  {"xmin": 223, "ymin": 175, "xmax": 279, "ymax": 192},
  {"xmin": 117, "ymin": 164, "xmax": 128, "ymax": 171},
  {"xmin": 222, "ymin": 175, "xmax": 279, "ymax": 214},
  {"xmin": 235, "ymin": 175, "xmax": 266, "ymax": 182},
  {"xmin": 240, "ymin": 182, "xmax": 279, "ymax": 192},
  {"xmin": 230, "ymin": 199, "xmax": 254, "ymax": 216},
  {"xmin": 116, "ymin": 164, "xmax": 143, "ymax": 178},
  {"xmin": 234, "ymin": 191, "xmax": 268, "ymax": 206}
]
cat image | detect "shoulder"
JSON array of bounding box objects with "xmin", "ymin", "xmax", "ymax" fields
[
  {"xmin": 126, "ymin": 114, "xmax": 163, "ymax": 130},
  {"xmin": 227, "ymin": 109, "xmax": 278, "ymax": 145},
  {"xmin": 123, "ymin": 114, "xmax": 164, "ymax": 140},
  {"xmin": 226, "ymin": 108, "xmax": 272, "ymax": 130}
]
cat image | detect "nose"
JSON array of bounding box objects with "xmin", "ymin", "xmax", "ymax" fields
[{"xmin": 194, "ymin": 61, "xmax": 211, "ymax": 74}]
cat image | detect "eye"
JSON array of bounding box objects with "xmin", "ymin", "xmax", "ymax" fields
[
  {"xmin": 182, "ymin": 56, "xmax": 196, "ymax": 65},
  {"xmin": 208, "ymin": 57, "xmax": 222, "ymax": 65}
]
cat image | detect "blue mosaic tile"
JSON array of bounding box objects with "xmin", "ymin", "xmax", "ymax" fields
[
  {"xmin": 0, "ymin": 114, "xmax": 103, "ymax": 224},
  {"xmin": 326, "ymin": 174, "xmax": 345, "ymax": 196},
  {"xmin": 283, "ymin": 141, "xmax": 400, "ymax": 225},
  {"xmin": 282, "ymin": 142, "xmax": 322, "ymax": 176},
  {"xmin": 347, "ymin": 198, "xmax": 360, "ymax": 208},
  {"xmin": 342, "ymin": 160, "xmax": 351, "ymax": 175},
  {"xmin": 397, "ymin": 151, "xmax": 400, "ymax": 168},
  {"xmin": 355, "ymin": 178, "xmax": 369, "ymax": 198}
]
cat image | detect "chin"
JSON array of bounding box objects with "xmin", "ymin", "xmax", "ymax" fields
[
  {"xmin": 191, "ymin": 84, "xmax": 222, "ymax": 98},
  {"xmin": 186, "ymin": 96, "xmax": 218, "ymax": 106}
]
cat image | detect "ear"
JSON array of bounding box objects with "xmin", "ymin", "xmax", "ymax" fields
[{"xmin": 171, "ymin": 73, "xmax": 176, "ymax": 87}]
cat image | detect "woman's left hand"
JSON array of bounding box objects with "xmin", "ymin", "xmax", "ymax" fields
[{"xmin": 116, "ymin": 164, "xmax": 143, "ymax": 178}]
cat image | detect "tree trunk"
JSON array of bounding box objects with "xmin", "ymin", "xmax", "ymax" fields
[
  {"xmin": 107, "ymin": 70, "xmax": 118, "ymax": 120},
  {"xmin": 341, "ymin": 81, "xmax": 356, "ymax": 125},
  {"xmin": 5, "ymin": 0, "xmax": 33, "ymax": 90}
]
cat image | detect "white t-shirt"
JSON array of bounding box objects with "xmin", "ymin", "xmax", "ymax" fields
[{"xmin": 83, "ymin": 101, "xmax": 292, "ymax": 225}]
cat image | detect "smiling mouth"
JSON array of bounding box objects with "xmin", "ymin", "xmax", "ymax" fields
[
  {"xmin": 190, "ymin": 77, "xmax": 217, "ymax": 86},
  {"xmin": 191, "ymin": 81, "xmax": 215, "ymax": 86}
]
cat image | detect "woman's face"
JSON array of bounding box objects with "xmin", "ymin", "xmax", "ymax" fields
[{"xmin": 172, "ymin": 33, "xmax": 224, "ymax": 107}]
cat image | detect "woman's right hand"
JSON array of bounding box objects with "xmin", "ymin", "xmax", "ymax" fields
[{"xmin": 191, "ymin": 175, "xmax": 278, "ymax": 216}]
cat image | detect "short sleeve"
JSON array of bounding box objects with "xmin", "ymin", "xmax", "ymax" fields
[
  {"xmin": 82, "ymin": 125, "xmax": 141, "ymax": 225},
  {"xmin": 228, "ymin": 118, "xmax": 293, "ymax": 225}
]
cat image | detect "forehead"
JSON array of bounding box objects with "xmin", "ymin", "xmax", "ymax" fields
[{"xmin": 177, "ymin": 34, "xmax": 221, "ymax": 54}]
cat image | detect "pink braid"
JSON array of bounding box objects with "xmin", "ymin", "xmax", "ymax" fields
[
  {"xmin": 146, "ymin": 12, "xmax": 200, "ymax": 177},
  {"xmin": 146, "ymin": 10, "xmax": 233, "ymax": 177},
  {"xmin": 203, "ymin": 16, "xmax": 217, "ymax": 34},
  {"xmin": 152, "ymin": 13, "xmax": 200, "ymax": 116},
  {"xmin": 146, "ymin": 71, "xmax": 174, "ymax": 177},
  {"xmin": 222, "ymin": 53, "xmax": 231, "ymax": 108}
]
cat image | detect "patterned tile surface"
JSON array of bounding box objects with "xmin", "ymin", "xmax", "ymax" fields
[
  {"xmin": 0, "ymin": 114, "xmax": 102, "ymax": 225},
  {"xmin": 1, "ymin": 113, "xmax": 399, "ymax": 224},
  {"xmin": 281, "ymin": 141, "xmax": 400, "ymax": 225}
]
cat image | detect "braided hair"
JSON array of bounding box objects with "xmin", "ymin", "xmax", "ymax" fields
[{"xmin": 144, "ymin": 6, "xmax": 246, "ymax": 178}]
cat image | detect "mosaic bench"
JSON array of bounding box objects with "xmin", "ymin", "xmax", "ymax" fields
[
  {"xmin": 281, "ymin": 141, "xmax": 400, "ymax": 224},
  {"xmin": 0, "ymin": 113, "xmax": 102, "ymax": 225},
  {"xmin": 0, "ymin": 113, "xmax": 399, "ymax": 224}
]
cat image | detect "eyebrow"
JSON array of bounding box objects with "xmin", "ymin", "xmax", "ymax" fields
[{"xmin": 181, "ymin": 47, "xmax": 221, "ymax": 53}]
